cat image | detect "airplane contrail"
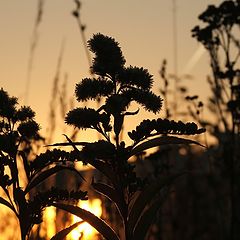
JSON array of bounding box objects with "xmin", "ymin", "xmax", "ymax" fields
[{"xmin": 182, "ymin": 44, "xmax": 206, "ymax": 74}]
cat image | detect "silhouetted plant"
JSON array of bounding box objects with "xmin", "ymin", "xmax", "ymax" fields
[
  {"xmin": 0, "ymin": 88, "xmax": 87, "ymax": 240},
  {"xmin": 52, "ymin": 33, "xmax": 206, "ymax": 240},
  {"xmin": 25, "ymin": 0, "xmax": 44, "ymax": 104},
  {"xmin": 192, "ymin": 0, "xmax": 240, "ymax": 133},
  {"xmin": 72, "ymin": 0, "xmax": 92, "ymax": 69},
  {"xmin": 192, "ymin": 1, "xmax": 240, "ymax": 239}
]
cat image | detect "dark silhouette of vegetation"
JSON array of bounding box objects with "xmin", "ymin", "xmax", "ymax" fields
[
  {"xmin": 2, "ymin": 1, "xmax": 240, "ymax": 239},
  {"xmin": 72, "ymin": 0, "xmax": 92, "ymax": 70},
  {"xmin": 0, "ymin": 88, "xmax": 87, "ymax": 240},
  {"xmin": 192, "ymin": 1, "xmax": 240, "ymax": 239},
  {"xmin": 127, "ymin": 2, "xmax": 240, "ymax": 239},
  {"xmin": 50, "ymin": 33, "xmax": 205, "ymax": 240}
]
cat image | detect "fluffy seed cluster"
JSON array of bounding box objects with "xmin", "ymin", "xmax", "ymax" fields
[
  {"xmin": 65, "ymin": 107, "xmax": 100, "ymax": 129},
  {"xmin": 0, "ymin": 88, "xmax": 18, "ymax": 119},
  {"xmin": 104, "ymin": 94, "xmax": 130, "ymax": 115},
  {"xmin": 122, "ymin": 88, "xmax": 162, "ymax": 113},
  {"xmin": 128, "ymin": 118, "xmax": 206, "ymax": 142},
  {"xmin": 118, "ymin": 66, "xmax": 153, "ymax": 90},
  {"xmin": 75, "ymin": 78, "xmax": 114, "ymax": 101},
  {"xmin": 28, "ymin": 187, "xmax": 88, "ymax": 224},
  {"xmin": 17, "ymin": 121, "xmax": 40, "ymax": 139},
  {"xmin": 88, "ymin": 33, "xmax": 126, "ymax": 76},
  {"xmin": 30, "ymin": 149, "xmax": 78, "ymax": 171},
  {"xmin": 66, "ymin": 34, "xmax": 163, "ymax": 136},
  {"xmin": 15, "ymin": 106, "xmax": 35, "ymax": 121},
  {"xmin": 0, "ymin": 88, "xmax": 40, "ymax": 140}
]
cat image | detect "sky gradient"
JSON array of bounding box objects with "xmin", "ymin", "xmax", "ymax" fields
[{"xmin": 0, "ymin": 0, "xmax": 221, "ymax": 141}]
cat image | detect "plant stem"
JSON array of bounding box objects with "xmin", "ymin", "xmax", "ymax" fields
[{"xmin": 76, "ymin": 14, "xmax": 92, "ymax": 69}]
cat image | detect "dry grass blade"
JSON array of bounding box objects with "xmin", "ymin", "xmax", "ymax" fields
[{"xmin": 25, "ymin": 0, "xmax": 44, "ymax": 104}]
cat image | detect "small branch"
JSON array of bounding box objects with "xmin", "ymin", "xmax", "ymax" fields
[{"xmin": 72, "ymin": 0, "xmax": 92, "ymax": 70}]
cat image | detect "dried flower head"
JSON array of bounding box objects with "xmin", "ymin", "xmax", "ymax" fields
[
  {"xmin": 88, "ymin": 33, "xmax": 126, "ymax": 76},
  {"xmin": 65, "ymin": 107, "xmax": 101, "ymax": 129},
  {"xmin": 0, "ymin": 88, "xmax": 18, "ymax": 119},
  {"xmin": 75, "ymin": 77, "xmax": 114, "ymax": 101},
  {"xmin": 17, "ymin": 120, "xmax": 40, "ymax": 139},
  {"xmin": 15, "ymin": 106, "xmax": 35, "ymax": 121},
  {"xmin": 118, "ymin": 66, "xmax": 154, "ymax": 90}
]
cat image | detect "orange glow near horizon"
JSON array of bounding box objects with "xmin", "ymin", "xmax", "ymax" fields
[
  {"xmin": 0, "ymin": 1, "xmax": 218, "ymax": 134},
  {"xmin": 40, "ymin": 206, "xmax": 56, "ymax": 239},
  {"xmin": 67, "ymin": 198, "xmax": 102, "ymax": 240}
]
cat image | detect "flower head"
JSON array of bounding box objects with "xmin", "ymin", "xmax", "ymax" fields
[
  {"xmin": 65, "ymin": 107, "xmax": 101, "ymax": 129},
  {"xmin": 75, "ymin": 77, "xmax": 114, "ymax": 102},
  {"xmin": 88, "ymin": 33, "xmax": 126, "ymax": 76},
  {"xmin": 118, "ymin": 66, "xmax": 153, "ymax": 90}
]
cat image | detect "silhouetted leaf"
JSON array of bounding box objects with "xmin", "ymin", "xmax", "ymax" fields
[
  {"xmin": 0, "ymin": 196, "xmax": 15, "ymax": 212},
  {"xmin": 130, "ymin": 136, "xmax": 205, "ymax": 157},
  {"xmin": 88, "ymin": 159, "xmax": 118, "ymax": 187},
  {"xmin": 53, "ymin": 203, "xmax": 120, "ymax": 240},
  {"xmin": 128, "ymin": 173, "xmax": 185, "ymax": 232},
  {"xmin": 132, "ymin": 197, "xmax": 166, "ymax": 240},
  {"xmin": 125, "ymin": 108, "xmax": 140, "ymax": 116},
  {"xmin": 25, "ymin": 165, "xmax": 84, "ymax": 194},
  {"xmin": 92, "ymin": 182, "xmax": 126, "ymax": 219},
  {"xmin": 50, "ymin": 221, "xmax": 84, "ymax": 240},
  {"xmin": 47, "ymin": 141, "xmax": 89, "ymax": 147},
  {"xmin": 63, "ymin": 134, "xmax": 82, "ymax": 153}
]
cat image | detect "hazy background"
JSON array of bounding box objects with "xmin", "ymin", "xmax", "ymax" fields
[{"xmin": 0, "ymin": 0, "xmax": 221, "ymax": 140}]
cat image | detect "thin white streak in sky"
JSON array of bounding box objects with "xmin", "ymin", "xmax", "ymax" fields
[{"xmin": 182, "ymin": 45, "xmax": 205, "ymax": 74}]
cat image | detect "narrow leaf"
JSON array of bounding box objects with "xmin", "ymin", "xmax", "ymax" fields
[
  {"xmin": 50, "ymin": 221, "xmax": 84, "ymax": 240},
  {"xmin": 128, "ymin": 173, "xmax": 185, "ymax": 232},
  {"xmin": 88, "ymin": 159, "xmax": 118, "ymax": 187},
  {"xmin": 47, "ymin": 141, "xmax": 89, "ymax": 147},
  {"xmin": 63, "ymin": 134, "xmax": 82, "ymax": 153},
  {"xmin": 124, "ymin": 108, "xmax": 140, "ymax": 116},
  {"xmin": 53, "ymin": 203, "xmax": 120, "ymax": 240},
  {"xmin": 25, "ymin": 165, "xmax": 84, "ymax": 194},
  {"xmin": 130, "ymin": 135, "xmax": 205, "ymax": 157},
  {"xmin": 92, "ymin": 182, "xmax": 127, "ymax": 219},
  {"xmin": 0, "ymin": 196, "xmax": 15, "ymax": 212},
  {"xmin": 132, "ymin": 197, "xmax": 165, "ymax": 240}
]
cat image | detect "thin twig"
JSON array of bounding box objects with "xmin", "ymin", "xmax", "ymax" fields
[{"xmin": 25, "ymin": 0, "xmax": 44, "ymax": 104}]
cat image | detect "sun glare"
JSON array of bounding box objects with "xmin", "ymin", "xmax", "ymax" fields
[
  {"xmin": 40, "ymin": 206, "xmax": 56, "ymax": 239},
  {"xmin": 68, "ymin": 198, "xmax": 102, "ymax": 240}
]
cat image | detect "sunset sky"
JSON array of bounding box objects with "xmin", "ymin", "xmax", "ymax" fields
[{"xmin": 0, "ymin": 0, "xmax": 221, "ymax": 141}]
